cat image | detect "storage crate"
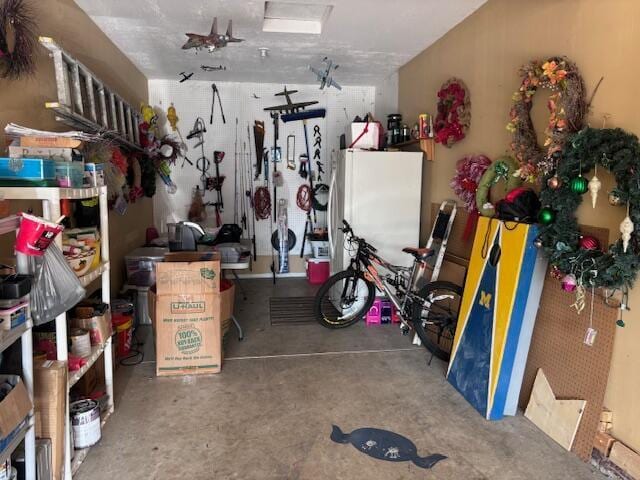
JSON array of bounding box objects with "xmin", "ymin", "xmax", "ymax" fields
[
  {"xmin": 310, "ymin": 240, "xmax": 330, "ymax": 259},
  {"xmin": 0, "ymin": 158, "xmax": 56, "ymax": 186},
  {"xmin": 55, "ymin": 161, "xmax": 84, "ymax": 188}
]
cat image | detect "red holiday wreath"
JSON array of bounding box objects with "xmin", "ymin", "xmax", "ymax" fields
[{"xmin": 434, "ymin": 78, "xmax": 471, "ymax": 148}]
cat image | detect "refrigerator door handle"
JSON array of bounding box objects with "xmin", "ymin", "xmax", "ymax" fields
[{"xmin": 327, "ymin": 168, "xmax": 338, "ymax": 259}]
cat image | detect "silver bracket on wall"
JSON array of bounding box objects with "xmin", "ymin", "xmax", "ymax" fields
[{"xmin": 39, "ymin": 36, "xmax": 143, "ymax": 152}]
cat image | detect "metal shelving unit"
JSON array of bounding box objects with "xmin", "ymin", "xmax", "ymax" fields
[
  {"xmin": 0, "ymin": 187, "xmax": 113, "ymax": 480},
  {"xmin": 0, "ymin": 215, "xmax": 35, "ymax": 479}
]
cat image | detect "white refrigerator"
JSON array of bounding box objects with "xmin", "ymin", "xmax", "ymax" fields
[{"xmin": 328, "ymin": 149, "xmax": 424, "ymax": 275}]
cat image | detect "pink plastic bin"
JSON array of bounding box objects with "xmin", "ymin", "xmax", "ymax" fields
[{"xmin": 366, "ymin": 298, "xmax": 382, "ymax": 325}]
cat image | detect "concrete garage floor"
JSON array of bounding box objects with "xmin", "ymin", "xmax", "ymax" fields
[{"xmin": 76, "ymin": 278, "xmax": 604, "ymax": 480}]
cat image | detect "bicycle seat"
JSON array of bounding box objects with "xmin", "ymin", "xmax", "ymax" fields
[{"xmin": 402, "ymin": 247, "xmax": 433, "ymax": 259}]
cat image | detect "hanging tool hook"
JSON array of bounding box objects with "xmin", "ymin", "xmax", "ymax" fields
[{"xmin": 210, "ymin": 83, "xmax": 226, "ymax": 125}]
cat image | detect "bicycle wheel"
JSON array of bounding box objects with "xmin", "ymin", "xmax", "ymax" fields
[
  {"xmin": 411, "ymin": 281, "xmax": 463, "ymax": 361},
  {"xmin": 314, "ymin": 270, "xmax": 376, "ymax": 329}
]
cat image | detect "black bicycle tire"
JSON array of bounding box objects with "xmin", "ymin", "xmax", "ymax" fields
[
  {"xmin": 313, "ymin": 269, "xmax": 375, "ymax": 329},
  {"xmin": 412, "ymin": 280, "xmax": 463, "ymax": 361}
]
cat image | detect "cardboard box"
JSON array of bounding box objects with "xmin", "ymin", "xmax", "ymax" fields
[
  {"xmin": 72, "ymin": 362, "xmax": 98, "ymax": 397},
  {"xmin": 157, "ymin": 251, "xmax": 221, "ymax": 295},
  {"xmin": 70, "ymin": 313, "xmax": 112, "ymax": 346},
  {"xmin": 350, "ymin": 122, "xmax": 381, "ymax": 149},
  {"xmin": 155, "ymin": 292, "xmax": 221, "ymax": 376},
  {"xmin": 19, "ymin": 136, "xmax": 82, "ymax": 149},
  {"xmin": 0, "ymin": 375, "xmax": 32, "ymax": 438},
  {"xmin": 34, "ymin": 360, "xmax": 67, "ymax": 480},
  {"xmin": 8, "ymin": 142, "xmax": 74, "ymax": 161}
]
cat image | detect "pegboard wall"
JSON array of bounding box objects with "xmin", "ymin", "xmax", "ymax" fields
[
  {"xmin": 518, "ymin": 225, "xmax": 617, "ymax": 461},
  {"xmin": 149, "ymin": 79, "xmax": 375, "ymax": 256}
]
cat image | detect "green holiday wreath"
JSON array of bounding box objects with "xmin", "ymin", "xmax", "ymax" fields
[{"xmin": 538, "ymin": 127, "xmax": 640, "ymax": 289}]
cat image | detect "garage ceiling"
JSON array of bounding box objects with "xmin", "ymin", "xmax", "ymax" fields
[{"xmin": 73, "ymin": 0, "xmax": 487, "ymax": 85}]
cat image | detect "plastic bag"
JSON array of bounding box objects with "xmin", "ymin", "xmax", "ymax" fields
[{"xmin": 28, "ymin": 243, "xmax": 86, "ymax": 326}]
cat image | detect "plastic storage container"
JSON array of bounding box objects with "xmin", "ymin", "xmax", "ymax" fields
[
  {"xmin": 55, "ymin": 161, "xmax": 84, "ymax": 188},
  {"xmin": 124, "ymin": 247, "xmax": 168, "ymax": 287},
  {"xmin": 306, "ymin": 258, "xmax": 330, "ymax": 285},
  {"xmin": 310, "ymin": 240, "xmax": 330, "ymax": 259},
  {"xmin": 0, "ymin": 158, "xmax": 56, "ymax": 186}
]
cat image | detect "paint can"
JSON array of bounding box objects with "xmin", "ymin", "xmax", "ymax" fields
[
  {"xmin": 70, "ymin": 399, "xmax": 101, "ymax": 448},
  {"xmin": 69, "ymin": 328, "xmax": 92, "ymax": 358}
]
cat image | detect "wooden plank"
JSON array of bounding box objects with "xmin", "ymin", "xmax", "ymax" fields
[
  {"xmin": 610, "ymin": 442, "xmax": 640, "ymax": 479},
  {"xmin": 594, "ymin": 431, "xmax": 616, "ymax": 457},
  {"xmin": 524, "ymin": 369, "xmax": 586, "ymax": 451}
]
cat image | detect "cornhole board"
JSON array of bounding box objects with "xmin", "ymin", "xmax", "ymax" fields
[{"xmin": 447, "ymin": 217, "xmax": 547, "ymax": 420}]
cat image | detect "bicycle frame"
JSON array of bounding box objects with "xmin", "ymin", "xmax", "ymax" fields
[{"xmin": 347, "ymin": 237, "xmax": 425, "ymax": 329}]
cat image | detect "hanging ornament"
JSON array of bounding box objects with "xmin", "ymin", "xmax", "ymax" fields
[
  {"xmin": 533, "ymin": 237, "xmax": 543, "ymax": 248},
  {"xmin": 620, "ymin": 204, "xmax": 634, "ymax": 253},
  {"xmin": 608, "ymin": 191, "xmax": 622, "ymax": 206},
  {"xmin": 588, "ymin": 165, "xmax": 601, "ymax": 208},
  {"xmin": 167, "ymin": 103, "xmax": 179, "ymax": 131},
  {"xmin": 570, "ymin": 284, "xmax": 586, "ymax": 314},
  {"xmin": 549, "ymin": 265, "xmax": 563, "ymax": 280},
  {"xmin": 579, "ymin": 235, "xmax": 600, "ymax": 251},
  {"xmin": 569, "ymin": 175, "xmax": 588, "ymax": 194},
  {"xmin": 547, "ymin": 175, "xmax": 562, "ymax": 190},
  {"xmin": 561, "ymin": 273, "xmax": 577, "ymax": 292},
  {"xmin": 538, "ymin": 207, "xmax": 555, "ymax": 225}
]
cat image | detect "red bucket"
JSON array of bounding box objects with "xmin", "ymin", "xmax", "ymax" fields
[
  {"xmin": 15, "ymin": 213, "xmax": 64, "ymax": 256},
  {"xmin": 112, "ymin": 314, "xmax": 133, "ymax": 357}
]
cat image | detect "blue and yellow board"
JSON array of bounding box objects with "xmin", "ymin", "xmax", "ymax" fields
[{"xmin": 446, "ymin": 217, "xmax": 547, "ymax": 420}]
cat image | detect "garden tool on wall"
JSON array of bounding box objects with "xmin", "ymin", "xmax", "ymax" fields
[
  {"xmin": 210, "ymin": 83, "xmax": 226, "ymax": 125},
  {"xmin": 247, "ymin": 124, "xmax": 257, "ymax": 260},
  {"xmin": 253, "ymin": 121, "xmax": 265, "ymax": 180},
  {"xmin": 286, "ymin": 135, "xmax": 296, "ymax": 170},
  {"xmin": 234, "ymin": 118, "xmax": 240, "ymax": 226},
  {"xmin": 210, "ymin": 150, "xmax": 226, "ymax": 227},
  {"xmin": 298, "ymin": 153, "xmax": 309, "ymax": 179},
  {"xmin": 276, "ymin": 199, "xmax": 290, "ymax": 274},
  {"xmin": 270, "ymin": 112, "xmax": 280, "ymax": 219}
]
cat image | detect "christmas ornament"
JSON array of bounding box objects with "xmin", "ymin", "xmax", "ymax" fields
[
  {"xmin": 608, "ymin": 191, "xmax": 622, "ymax": 206},
  {"xmin": 538, "ymin": 207, "xmax": 555, "ymax": 225},
  {"xmin": 547, "ymin": 175, "xmax": 562, "ymax": 190},
  {"xmin": 579, "ymin": 235, "xmax": 599, "ymax": 250},
  {"xmin": 534, "ymin": 237, "xmax": 543, "ymax": 248},
  {"xmin": 570, "ymin": 284, "xmax": 586, "ymax": 314},
  {"xmin": 550, "ymin": 265, "xmax": 563, "ymax": 280},
  {"xmin": 620, "ymin": 207, "xmax": 634, "ymax": 253},
  {"xmin": 569, "ymin": 175, "xmax": 588, "ymax": 194},
  {"xmin": 561, "ymin": 273, "xmax": 577, "ymax": 292},
  {"xmin": 588, "ymin": 171, "xmax": 601, "ymax": 208}
]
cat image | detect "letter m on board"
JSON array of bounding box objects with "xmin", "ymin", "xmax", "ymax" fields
[{"xmin": 479, "ymin": 291, "xmax": 492, "ymax": 309}]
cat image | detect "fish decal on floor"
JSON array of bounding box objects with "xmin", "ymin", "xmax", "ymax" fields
[{"xmin": 330, "ymin": 425, "xmax": 446, "ymax": 469}]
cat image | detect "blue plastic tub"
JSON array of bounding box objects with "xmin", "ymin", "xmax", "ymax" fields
[{"xmin": 0, "ymin": 158, "xmax": 56, "ymax": 186}]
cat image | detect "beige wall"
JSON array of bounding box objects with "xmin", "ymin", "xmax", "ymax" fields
[
  {"xmin": 0, "ymin": 0, "xmax": 151, "ymax": 293},
  {"xmin": 399, "ymin": 0, "xmax": 640, "ymax": 452}
]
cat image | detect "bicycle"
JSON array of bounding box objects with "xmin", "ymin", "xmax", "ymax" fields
[{"xmin": 313, "ymin": 220, "xmax": 463, "ymax": 361}]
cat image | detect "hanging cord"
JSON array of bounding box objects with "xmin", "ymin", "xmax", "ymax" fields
[
  {"xmin": 296, "ymin": 184, "xmax": 312, "ymax": 212},
  {"xmin": 119, "ymin": 328, "xmax": 145, "ymax": 367},
  {"xmin": 254, "ymin": 186, "xmax": 271, "ymax": 220}
]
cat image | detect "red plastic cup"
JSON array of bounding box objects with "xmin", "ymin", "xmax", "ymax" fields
[{"xmin": 15, "ymin": 213, "xmax": 64, "ymax": 256}]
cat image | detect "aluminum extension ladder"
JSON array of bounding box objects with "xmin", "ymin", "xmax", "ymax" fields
[{"xmin": 39, "ymin": 36, "xmax": 142, "ymax": 152}]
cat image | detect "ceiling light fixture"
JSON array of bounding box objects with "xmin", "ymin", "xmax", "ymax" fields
[
  {"xmin": 258, "ymin": 47, "xmax": 270, "ymax": 58},
  {"xmin": 263, "ymin": 1, "xmax": 333, "ymax": 34}
]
